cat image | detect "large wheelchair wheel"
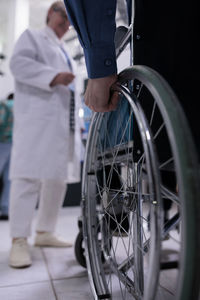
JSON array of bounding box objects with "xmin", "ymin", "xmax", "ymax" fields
[{"xmin": 82, "ymin": 66, "xmax": 200, "ymax": 300}]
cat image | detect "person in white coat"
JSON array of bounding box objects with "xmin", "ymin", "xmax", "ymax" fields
[{"xmin": 9, "ymin": 1, "xmax": 83, "ymax": 268}]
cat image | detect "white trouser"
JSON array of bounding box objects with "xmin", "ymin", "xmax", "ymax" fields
[{"xmin": 9, "ymin": 178, "xmax": 67, "ymax": 238}]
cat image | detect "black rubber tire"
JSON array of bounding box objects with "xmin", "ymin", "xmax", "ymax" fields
[{"xmin": 74, "ymin": 230, "xmax": 86, "ymax": 268}]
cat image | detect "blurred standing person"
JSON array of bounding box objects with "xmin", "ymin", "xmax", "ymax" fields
[
  {"xmin": 9, "ymin": 1, "xmax": 83, "ymax": 268},
  {"xmin": 0, "ymin": 93, "xmax": 14, "ymax": 220}
]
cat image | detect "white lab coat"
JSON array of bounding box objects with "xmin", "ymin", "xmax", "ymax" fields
[{"xmin": 9, "ymin": 26, "xmax": 83, "ymax": 183}]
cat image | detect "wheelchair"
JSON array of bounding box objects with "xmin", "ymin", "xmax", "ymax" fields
[{"xmin": 74, "ymin": 21, "xmax": 200, "ymax": 300}]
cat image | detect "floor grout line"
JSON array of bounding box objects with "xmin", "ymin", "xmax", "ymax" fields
[
  {"xmin": 51, "ymin": 273, "xmax": 88, "ymax": 281},
  {"xmin": 0, "ymin": 265, "xmax": 88, "ymax": 290},
  {"xmin": 41, "ymin": 247, "xmax": 58, "ymax": 300},
  {"xmin": 0, "ymin": 279, "xmax": 51, "ymax": 289}
]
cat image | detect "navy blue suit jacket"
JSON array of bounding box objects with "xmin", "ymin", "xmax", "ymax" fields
[{"xmin": 64, "ymin": 0, "xmax": 117, "ymax": 79}]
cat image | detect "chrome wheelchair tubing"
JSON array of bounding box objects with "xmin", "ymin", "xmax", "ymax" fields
[
  {"xmin": 112, "ymin": 83, "xmax": 162, "ymax": 300},
  {"xmin": 82, "ymin": 65, "xmax": 200, "ymax": 300},
  {"xmin": 82, "ymin": 84, "xmax": 163, "ymax": 299},
  {"xmin": 82, "ymin": 112, "xmax": 111, "ymax": 299},
  {"xmin": 115, "ymin": 24, "xmax": 132, "ymax": 59}
]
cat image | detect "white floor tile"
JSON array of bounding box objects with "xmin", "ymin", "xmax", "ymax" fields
[
  {"xmin": 0, "ymin": 247, "xmax": 49, "ymax": 287},
  {"xmin": 53, "ymin": 277, "xmax": 93, "ymax": 300},
  {"xmin": 39, "ymin": 206, "xmax": 87, "ymax": 280},
  {"xmin": 42, "ymin": 247, "xmax": 87, "ymax": 280},
  {"xmin": 0, "ymin": 206, "xmax": 183, "ymax": 299},
  {"xmin": 0, "ymin": 281, "xmax": 56, "ymax": 300}
]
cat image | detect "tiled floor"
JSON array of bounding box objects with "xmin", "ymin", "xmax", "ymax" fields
[
  {"xmin": 0, "ymin": 206, "xmax": 92, "ymax": 300},
  {"xmin": 0, "ymin": 206, "xmax": 181, "ymax": 300}
]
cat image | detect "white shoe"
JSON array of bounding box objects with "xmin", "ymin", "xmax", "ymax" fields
[
  {"xmin": 34, "ymin": 232, "xmax": 73, "ymax": 248},
  {"xmin": 9, "ymin": 238, "xmax": 32, "ymax": 268}
]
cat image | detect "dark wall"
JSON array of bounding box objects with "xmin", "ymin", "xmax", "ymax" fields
[
  {"xmin": 63, "ymin": 162, "xmax": 83, "ymax": 206},
  {"xmin": 63, "ymin": 181, "xmax": 81, "ymax": 206}
]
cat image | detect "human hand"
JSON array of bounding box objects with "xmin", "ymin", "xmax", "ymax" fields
[
  {"xmin": 84, "ymin": 74, "xmax": 119, "ymax": 112},
  {"xmin": 50, "ymin": 72, "xmax": 75, "ymax": 87}
]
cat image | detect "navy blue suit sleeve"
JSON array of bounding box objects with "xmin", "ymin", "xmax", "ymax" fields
[{"xmin": 64, "ymin": 0, "xmax": 117, "ymax": 78}]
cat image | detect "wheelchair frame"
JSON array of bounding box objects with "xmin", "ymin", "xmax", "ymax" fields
[{"xmin": 75, "ymin": 6, "xmax": 200, "ymax": 300}]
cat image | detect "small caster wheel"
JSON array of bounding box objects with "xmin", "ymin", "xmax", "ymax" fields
[{"xmin": 74, "ymin": 230, "xmax": 86, "ymax": 268}]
